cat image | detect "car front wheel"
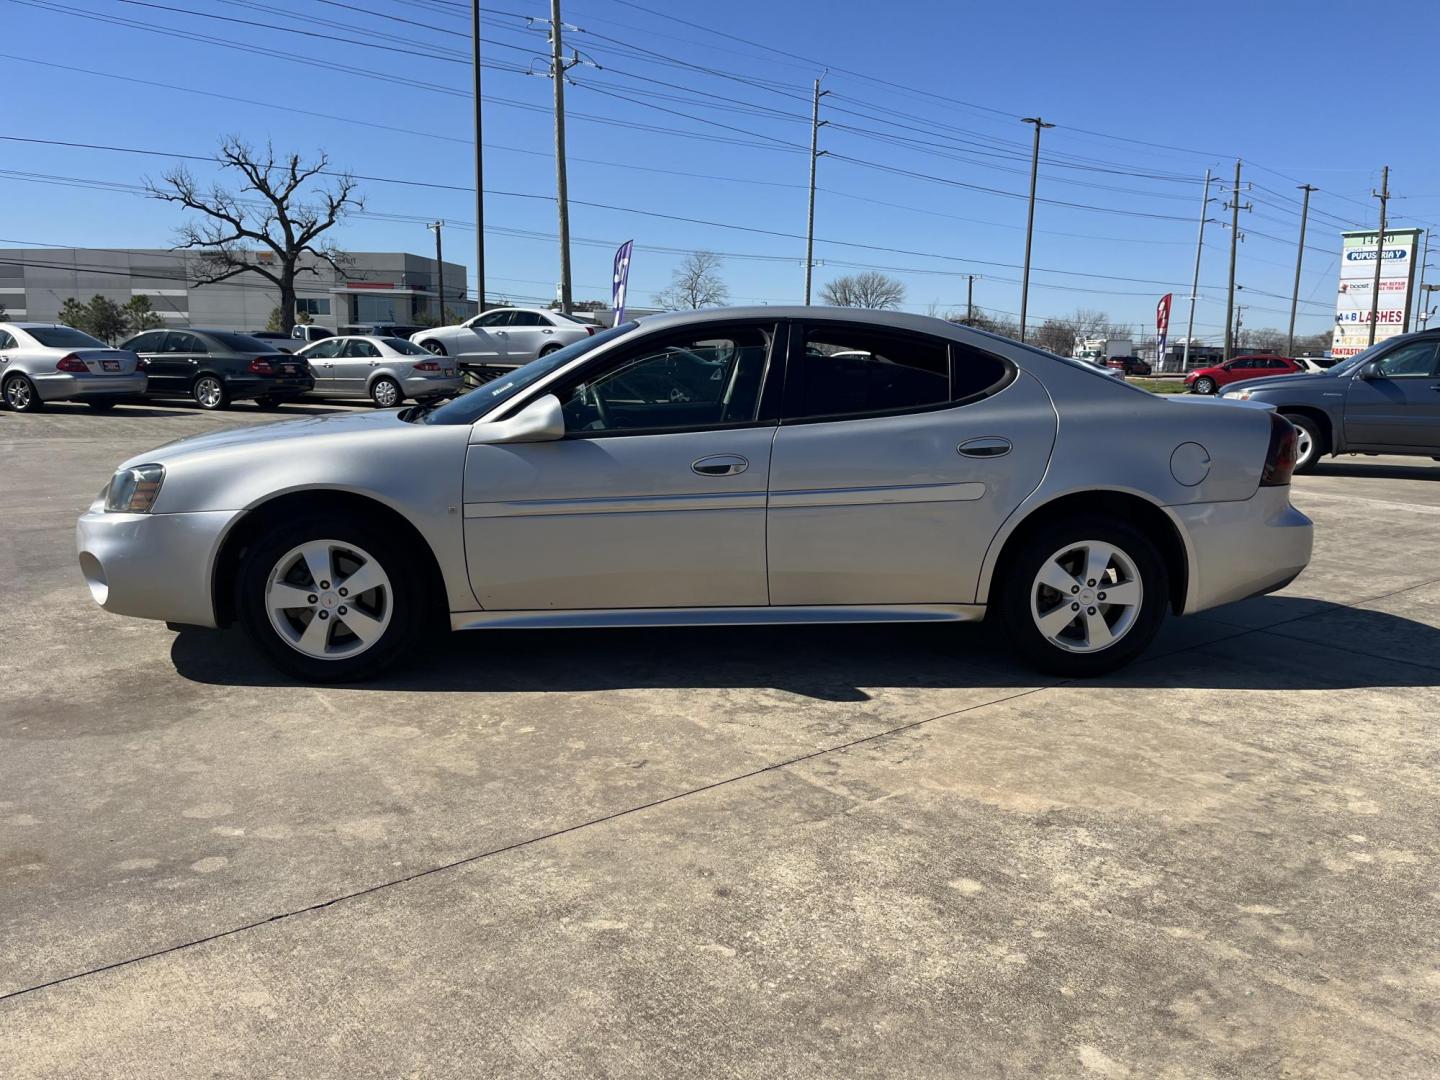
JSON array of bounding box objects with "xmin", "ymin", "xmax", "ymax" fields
[
  {"xmin": 235, "ymin": 515, "xmax": 427, "ymax": 682},
  {"xmin": 997, "ymin": 516, "xmax": 1169, "ymax": 677},
  {"xmin": 1192, "ymin": 376, "xmax": 1216, "ymax": 395},
  {"xmin": 1284, "ymin": 413, "xmax": 1325, "ymax": 474}
]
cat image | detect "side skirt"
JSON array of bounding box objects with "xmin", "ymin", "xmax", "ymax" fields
[{"xmin": 450, "ymin": 604, "xmax": 986, "ymax": 632}]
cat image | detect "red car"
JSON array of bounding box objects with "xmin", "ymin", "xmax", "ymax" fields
[{"xmin": 1185, "ymin": 354, "xmax": 1303, "ymax": 394}]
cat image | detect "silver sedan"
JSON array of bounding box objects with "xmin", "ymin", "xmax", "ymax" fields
[
  {"xmin": 1, "ymin": 322, "xmax": 146, "ymax": 411},
  {"xmin": 412, "ymin": 307, "xmax": 597, "ymax": 369},
  {"xmin": 295, "ymin": 335, "xmax": 461, "ymax": 407},
  {"xmin": 76, "ymin": 307, "xmax": 1312, "ymax": 682}
]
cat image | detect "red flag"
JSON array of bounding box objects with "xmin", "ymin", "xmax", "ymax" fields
[{"xmin": 1156, "ymin": 293, "xmax": 1173, "ymax": 360}]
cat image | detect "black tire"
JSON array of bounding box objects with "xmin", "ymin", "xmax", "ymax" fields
[
  {"xmin": 370, "ymin": 376, "xmax": 403, "ymax": 408},
  {"xmin": 86, "ymin": 398, "xmax": 118, "ymax": 412},
  {"xmin": 996, "ymin": 514, "xmax": 1169, "ymax": 678},
  {"xmin": 539, "ymin": 343, "xmax": 563, "ymax": 357},
  {"xmin": 193, "ymin": 374, "xmax": 229, "ymax": 410},
  {"xmin": 3, "ymin": 373, "xmax": 42, "ymax": 412},
  {"xmin": 1192, "ymin": 376, "xmax": 1216, "ymax": 395},
  {"xmin": 1284, "ymin": 412, "xmax": 1326, "ymax": 474},
  {"xmin": 420, "ymin": 340, "xmax": 446, "ymax": 356},
  {"xmin": 234, "ymin": 513, "xmax": 428, "ymax": 682}
]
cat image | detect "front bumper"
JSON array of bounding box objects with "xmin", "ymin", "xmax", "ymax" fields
[
  {"xmin": 76, "ymin": 504, "xmax": 241, "ymax": 627},
  {"xmin": 33, "ymin": 372, "xmax": 148, "ymax": 402},
  {"xmin": 1168, "ymin": 486, "xmax": 1313, "ymax": 614}
]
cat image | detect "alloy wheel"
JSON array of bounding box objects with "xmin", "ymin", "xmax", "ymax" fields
[
  {"xmin": 5, "ymin": 376, "xmax": 32, "ymax": 410},
  {"xmin": 1029, "ymin": 540, "xmax": 1143, "ymax": 654},
  {"xmin": 1294, "ymin": 426, "xmax": 1314, "ymax": 468},
  {"xmin": 195, "ymin": 377, "xmax": 224, "ymax": 409},
  {"xmin": 265, "ymin": 539, "xmax": 393, "ymax": 660},
  {"xmin": 1194, "ymin": 377, "xmax": 1215, "ymax": 395}
]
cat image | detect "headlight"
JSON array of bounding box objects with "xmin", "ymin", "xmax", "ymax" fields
[
  {"xmin": 105, "ymin": 463, "xmax": 165, "ymax": 513},
  {"xmin": 1223, "ymin": 390, "xmax": 1251, "ymax": 400}
]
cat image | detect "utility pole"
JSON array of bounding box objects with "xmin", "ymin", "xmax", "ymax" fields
[
  {"xmin": 1286, "ymin": 183, "xmax": 1317, "ymax": 357},
  {"xmin": 1222, "ymin": 159, "xmax": 1250, "ymax": 362},
  {"xmin": 1413, "ymin": 229, "xmax": 1430, "ymax": 331},
  {"xmin": 1368, "ymin": 165, "xmax": 1390, "ymax": 346},
  {"xmin": 803, "ymin": 74, "xmax": 829, "ymax": 305},
  {"xmin": 427, "ymin": 221, "xmax": 445, "ymax": 322},
  {"xmin": 1182, "ymin": 169, "xmax": 1213, "ymax": 372},
  {"xmin": 471, "ymin": 0, "xmax": 485, "ymax": 313},
  {"xmin": 1019, "ymin": 116, "xmax": 1054, "ymax": 343},
  {"xmin": 966, "ymin": 274, "xmax": 975, "ymax": 324},
  {"xmin": 1233, "ymin": 303, "xmax": 1246, "ymax": 351},
  {"xmin": 548, "ymin": 0, "xmax": 578, "ymax": 313}
]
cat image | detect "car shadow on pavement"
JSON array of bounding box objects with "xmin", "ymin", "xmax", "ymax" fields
[
  {"xmin": 170, "ymin": 595, "xmax": 1440, "ymax": 699},
  {"xmin": 1310, "ymin": 459, "xmax": 1440, "ymax": 481},
  {"xmin": 22, "ymin": 401, "xmax": 356, "ymax": 419}
]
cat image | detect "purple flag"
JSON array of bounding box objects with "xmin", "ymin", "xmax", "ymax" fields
[{"xmin": 611, "ymin": 239, "xmax": 634, "ymax": 326}]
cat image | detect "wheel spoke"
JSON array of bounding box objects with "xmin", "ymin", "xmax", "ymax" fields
[
  {"xmin": 268, "ymin": 583, "xmax": 315, "ymax": 612},
  {"xmin": 1083, "ymin": 609, "xmax": 1114, "ymax": 649},
  {"xmin": 338, "ymin": 606, "xmax": 384, "ymax": 646},
  {"xmin": 1083, "ymin": 542, "xmax": 1114, "ymax": 587},
  {"xmin": 337, "ymin": 561, "xmax": 384, "ymax": 597},
  {"xmin": 299, "ymin": 542, "xmax": 332, "ymax": 588},
  {"xmin": 1036, "ymin": 605, "xmax": 1078, "ymax": 639},
  {"xmin": 1038, "ymin": 559, "xmax": 1080, "ymax": 595},
  {"xmin": 297, "ymin": 612, "xmax": 331, "ymax": 654},
  {"xmin": 1101, "ymin": 580, "xmax": 1140, "ymax": 608}
]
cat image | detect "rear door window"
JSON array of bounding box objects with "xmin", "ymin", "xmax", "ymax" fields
[{"xmin": 163, "ymin": 332, "xmax": 205, "ymax": 353}]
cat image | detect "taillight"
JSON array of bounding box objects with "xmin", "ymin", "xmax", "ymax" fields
[
  {"xmin": 56, "ymin": 354, "xmax": 88, "ymax": 373},
  {"xmin": 414, "ymin": 360, "xmax": 441, "ymax": 372},
  {"xmin": 247, "ymin": 357, "xmax": 275, "ymax": 376},
  {"xmin": 1260, "ymin": 411, "xmax": 1298, "ymax": 487},
  {"xmin": 135, "ymin": 357, "xmax": 148, "ymax": 371},
  {"xmin": 585, "ymin": 325, "xmax": 598, "ymax": 336}
]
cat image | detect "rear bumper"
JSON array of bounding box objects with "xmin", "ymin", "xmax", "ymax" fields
[
  {"xmin": 32, "ymin": 372, "xmax": 148, "ymax": 401},
  {"xmin": 75, "ymin": 504, "xmax": 240, "ymax": 628},
  {"xmin": 401, "ymin": 373, "xmax": 462, "ymax": 397},
  {"xmin": 1169, "ymin": 486, "xmax": 1313, "ymax": 614}
]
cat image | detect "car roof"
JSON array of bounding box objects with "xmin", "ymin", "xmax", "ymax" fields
[
  {"xmin": 3, "ymin": 322, "xmax": 69, "ymax": 330},
  {"xmin": 634, "ymin": 305, "xmax": 973, "ymax": 337}
]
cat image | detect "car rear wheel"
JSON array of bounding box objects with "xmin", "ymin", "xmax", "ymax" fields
[
  {"xmin": 3, "ymin": 374, "xmax": 42, "ymax": 412},
  {"xmin": 193, "ymin": 375, "xmax": 229, "ymax": 410},
  {"xmin": 997, "ymin": 515, "xmax": 1168, "ymax": 677},
  {"xmin": 539, "ymin": 343, "xmax": 563, "ymax": 357},
  {"xmin": 235, "ymin": 515, "xmax": 426, "ymax": 682},
  {"xmin": 370, "ymin": 376, "xmax": 403, "ymax": 408},
  {"xmin": 421, "ymin": 340, "xmax": 446, "ymax": 356},
  {"xmin": 1192, "ymin": 376, "xmax": 1216, "ymax": 395},
  {"xmin": 1284, "ymin": 413, "xmax": 1326, "ymax": 474}
]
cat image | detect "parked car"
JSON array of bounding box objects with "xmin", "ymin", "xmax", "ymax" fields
[
  {"xmin": 296, "ymin": 335, "xmax": 462, "ymax": 407},
  {"xmin": 0, "ymin": 322, "xmax": 146, "ymax": 412},
  {"xmin": 1186, "ymin": 354, "xmax": 1302, "ymax": 394},
  {"xmin": 1105, "ymin": 355, "xmax": 1152, "ymax": 376},
  {"xmin": 120, "ymin": 329, "xmax": 314, "ymax": 410},
  {"xmin": 291, "ymin": 325, "xmax": 333, "ymax": 343},
  {"xmin": 1222, "ymin": 329, "xmax": 1440, "ymax": 471},
  {"xmin": 246, "ymin": 331, "xmax": 296, "ymax": 353},
  {"xmin": 412, "ymin": 307, "xmax": 597, "ymax": 368},
  {"xmin": 78, "ymin": 307, "xmax": 1311, "ymax": 684},
  {"xmin": 355, "ymin": 323, "xmax": 424, "ymax": 340}
]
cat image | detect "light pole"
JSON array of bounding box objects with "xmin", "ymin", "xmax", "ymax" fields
[
  {"xmin": 803, "ymin": 73, "xmax": 829, "ymax": 305},
  {"xmin": 1286, "ymin": 184, "xmax": 1316, "ymax": 357},
  {"xmin": 471, "ymin": 0, "xmax": 485, "ymax": 313},
  {"xmin": 1019, "ymin": 116, "xmax": 1054, "ymax": 343},
  {"xmin": 1182, "ymin": 169, "xmax": 1213, "ymax": 372},
  {"xmin": 426, "ymin": 221, "xmax": 445, "ymax": 322}
]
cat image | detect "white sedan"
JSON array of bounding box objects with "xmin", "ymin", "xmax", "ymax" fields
[
  {"xmin": 296, "ymin": 335, "xmax": 462, "ymax": 407},
  {"xmin": 411, "ymin": 307, "xmax": 597, "ymax": 368},
  {"xmin": 1, "ymin": 322, "xmax": 147, "ymax": 411}
]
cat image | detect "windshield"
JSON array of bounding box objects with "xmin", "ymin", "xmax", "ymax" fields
[
  {"xmin": 416, "ymin": 322, "xmax": 638, "ymax": 425},
  {"xmin": 1328, "ymin": 339, "xmax": 1391, "ymax": 376},
  {"xmin": 28, "ymin": 326, "xmax": 107, "ymax": 349},
  {"xmin": 383, "ymin": 337, "xmax": 429, "ymax": 355}
]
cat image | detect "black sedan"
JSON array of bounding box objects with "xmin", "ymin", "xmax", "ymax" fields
[{"xmin": 120, "ymin": 329, "xmax": 315, "ymax": 410}]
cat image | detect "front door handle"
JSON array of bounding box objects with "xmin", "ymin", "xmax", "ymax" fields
[
  {"xmin": 958, "ymin": 437, "xmax": 1012, "ymax": 458},
  {"xmin": 692, "ymin": 454, "xmax": 749, "ymax": 477},
  {"xmin": 1429, "ymin": 384, "xmax": 1440, "ymax": 392}
]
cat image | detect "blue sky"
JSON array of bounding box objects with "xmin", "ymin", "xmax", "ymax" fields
[{"xmin": 4, "ymin": 0, "xmax": 1439, "ymax": 342}]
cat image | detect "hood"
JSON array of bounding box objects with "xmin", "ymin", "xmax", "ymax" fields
[
  {"xmin": 121, "ymin": 408, "xmax": 410, "ymax": 469},
  {"xmin": 1220, "ymin": 371, "xmax": 1339, "ymax": 396}
]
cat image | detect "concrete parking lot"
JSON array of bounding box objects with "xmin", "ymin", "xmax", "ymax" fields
[{"xmin": 2, "ymin": 400, "xmax": 1438, "ymax": 1078}]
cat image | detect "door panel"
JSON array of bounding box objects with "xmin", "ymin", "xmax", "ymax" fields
[
  {"xmin": 767, "ymin": 373, "xmax": 1057, "ymax": 605},
  {"xmin": 463, "ymin": 427, "xmax": 775, "ymax": 610},
  {"xmin": 303, "ymin": 338, "xmax": 342, "ymax": 393},
  {"xmin": 1344, "ymin": 342, "xmax": 1440, "ymax": 449},
  {"xmin": 335, "ymin": 339, "xmax": 379, "ymax": 396}
]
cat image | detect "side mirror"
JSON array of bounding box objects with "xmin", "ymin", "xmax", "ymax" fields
[
  {"xmin": 1357, "ymin": 360, "xmax": 1380, "ymax": 380},
  {"xmin": 470, "ymin": 393, "xmax": 566, "ymax": 445}
]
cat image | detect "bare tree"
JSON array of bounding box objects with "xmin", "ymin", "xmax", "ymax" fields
[
  {"xmin": 653, "ymin": 251, "xmax": 729, "ymax": 310},
  {"xmin": 145, "ymin": 137, "xmax": 362, "ymax": 333},
  {"xmin": 950, "ymin": 311, "xmax": 1021, "ymax": 340},
  {"xmin": 1245, "ymin": 327, "xmax": 1288, "ymax": 353},
  {"xmin": 821, "ymin": 271, "xmax": 906, "ymax": 310},
  {"xmin": 1032, "ymin": 318, "xmax": 1077, "ymax": 356}
]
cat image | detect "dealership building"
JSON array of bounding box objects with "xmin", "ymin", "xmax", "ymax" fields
[{"xmin": 0, "ymin": 247, "xmax": 472, "ymax": 332}]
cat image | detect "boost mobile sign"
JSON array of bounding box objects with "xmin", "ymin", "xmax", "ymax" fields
[{"xmin": 1332, "ymin": 227, "xmax": 1421, "ymax": 358}]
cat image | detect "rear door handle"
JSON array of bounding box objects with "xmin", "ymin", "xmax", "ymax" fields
[
  {"xmin": 692, "ymin": 454, "xmax": 748, "ymax": 477},
  {"xmin": 958, "ymin": 437, "xmax": 1012, "ymax": 458}
]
